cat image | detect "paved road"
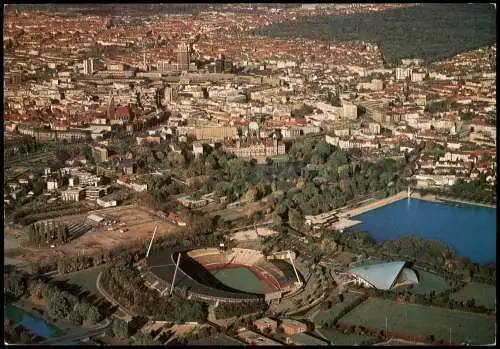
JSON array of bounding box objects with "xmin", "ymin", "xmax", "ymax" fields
[
  {"xmin": 96, "ymin": 271, "xmax": 134, "ymax": 322},
  {"xmin": 40, "ymin": 319, "xmax": 111, "ymax": 345}
]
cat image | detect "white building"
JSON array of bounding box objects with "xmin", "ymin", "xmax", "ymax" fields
[
  {"xmin": 83, "ymin": 58, "xmax": 96, "ymax": 75},
  {"xmin": 395, "ymin": 67, "xmax": 411, "ymax": 80},
  {"xmin": 342, "ymin": 103, "xmax": 357, "ymax": 120}
]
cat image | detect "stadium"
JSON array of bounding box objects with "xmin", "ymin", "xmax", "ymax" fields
[
  {"xmin": 347, "ymin": 261, "xmax": 419, "ymax": 290},
  {"xmin": 142, "ymin": 247, "xmax": 304, "ymax": 304}
]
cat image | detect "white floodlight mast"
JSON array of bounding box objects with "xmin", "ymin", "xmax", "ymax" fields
[{"xmin": 146, "ymin": 224, "xmax": 158, "ymax": 259}]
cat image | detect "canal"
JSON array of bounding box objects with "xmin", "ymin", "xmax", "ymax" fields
[{"xmin": 4, "ymin": 303, "xmax": 80, "ymax": 345}]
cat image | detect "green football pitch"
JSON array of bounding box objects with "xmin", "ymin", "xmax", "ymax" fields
[
  {"xmin": 340, "ymin": 298, "xmax": 495, "ymax": 345},
  {"xmin": 211, "ymin": 267, "xmax": 268, "ymax": 294}
]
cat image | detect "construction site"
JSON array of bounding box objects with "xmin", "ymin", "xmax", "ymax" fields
[{"xmin": 8, "ymin": 205, "xmax": 186, "ymax": 264}]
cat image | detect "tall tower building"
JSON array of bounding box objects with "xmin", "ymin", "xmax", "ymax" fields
[
  {"xmin": 176, "ymin": 42, "xmax": 190, "ymax": 70},
  {"xmin": 83, "ymin": 58, "xmax": 95, "ymax": 75},
  {"xmin": 215, "ymin": 54, "xmax": 225, "ymax": 74},
  {"xmin": 108, "ymin": 92, "xmax": 115, "ymax": 119}
]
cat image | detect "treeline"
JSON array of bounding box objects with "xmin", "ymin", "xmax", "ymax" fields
[
  {"xmin": 4, "ymin": 267, "xmax": 103, "ymax": 326},
  {"xmin": 253, "ymin": 4, "xmax": 496, "ymax": 65},
  {"xmin": 100, "ymin": 261, "xmax": 207, "ymax": 322},
  {"xmin": 29, "ymin": 279, "xmax": 102, "ymax": 324},
  {"xmin": 214, "ymin": 301, "xmax": 268, "ymax": 319},
  {"xmin": 12, "ymin": 202, "xmax": 88, "ymax": 226},
  {"xmin": 28, "ymin": 221, "xmax": 70, "ymax": 247}
]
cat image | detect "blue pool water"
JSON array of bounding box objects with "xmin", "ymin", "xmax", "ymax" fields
[
  {"xmin": 351, "ymin": 198, "xmax": 496, "ymax": 265},
  {"xmin": 4, "ymin": 304, "xmax": 79, "ymax": 345}
]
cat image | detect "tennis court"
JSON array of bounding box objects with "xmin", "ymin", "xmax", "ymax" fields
[
  {"xmin": 211, "ymin": 267, "xmax": 268, "ymax": 294},
  {"xmin": 339, "ymin": 298, "xmax": 496, "ymax": 345}
]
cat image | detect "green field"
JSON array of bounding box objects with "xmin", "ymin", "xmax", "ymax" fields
[
  {"xmin": 399, "ymin": 269, "xmax": 455, "ymax": 295},
  {"xmin": 319, "ymin": 328, "xmax": 375, "ymax": 345},
  {"xmin": 450, "ymin": 283, "xmax": 496, "ymax": 310},
  {"xmin": 315, "ymin": 292, "xmax": 364, "ymax": 325},
  {"xmin": 53, "ymin": 265, "xmax": 105, "ymax": 296},
  {"xmin": 339, "ymin": 298, "xmax": 496, "ymax": 345},
  {"xmin": 211, "ymin": 267, "xmax": 267, "ymax": 294},
  {"xmin": 209, "ymin": 208, "xmax": 246, "ymax": 222}
]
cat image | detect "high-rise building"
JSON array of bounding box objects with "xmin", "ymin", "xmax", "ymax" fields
[
  {"xmin": 215, "ymin": 54, "xmax": 225, "ymax": 73},
  {"xmin": 92, "ymin": 146, "xmax": 108, "ymax": 163},
  {"xmin": 176, "ymin": 42, "xmax": 190, "ymax": 70},
  {"xmin": 83, "ymin": 58, "xmax": 96, "ymax": 75},
  {"xmin": 108, "ymin": 92, "xmax": 115, "ymax": 119}
]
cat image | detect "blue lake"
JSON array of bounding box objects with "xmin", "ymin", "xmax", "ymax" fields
[
  {"xmin": 351, "ymin": 198, "xmax": 496, "ymax": 265},
  {"xmin": 4, "ymin": 304, "xmax": 79, "ymax": 345}
]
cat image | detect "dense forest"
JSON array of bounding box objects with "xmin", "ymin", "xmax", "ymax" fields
[{"xmin": 252, "ymin": 4, "xmax": 496, "ymax": 65}]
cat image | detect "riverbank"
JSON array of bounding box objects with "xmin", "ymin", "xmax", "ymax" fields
[
  {"xmin": 14, "ymin": 298, "xmax": 78, "ymax": 333},
  {"xmin": 339, "ymin": 191, "xmax": 408, "ymax": 218},
  {"xmin": 411, "ymin": 192, "xmax": 496, "ymax": 209}
]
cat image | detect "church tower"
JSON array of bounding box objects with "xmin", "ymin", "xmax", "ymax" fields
[{"xmin": 108, "ymin": 92, "xmax": 115, "ymax": 119}]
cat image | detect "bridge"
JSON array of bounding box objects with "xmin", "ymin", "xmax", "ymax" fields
[{"xmin": 39, "ymin": 319, "xmax": 111, "ymax": 345}]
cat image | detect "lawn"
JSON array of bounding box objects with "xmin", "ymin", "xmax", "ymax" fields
[
  {"xmin": 399, "ymin": 269, "xmax": 455, "ymax": 295},
  {"xmin": 450, "ymin": 283, "xmax": 496, "ymax": 310},
  {"xmin": 319, "ymin": 328, "xmax": 375, "ymax": 345},
  {"xmin": 211, "ymin": 267, "xmax": 267, "ymax": 294},
  {"xmin": 209, "ymin": 208, "xmax": 246, "ymax": 222},
  {"xmin": 53, "ymin": 265, "xmax": 105, "ymax": 296},
  {"xmin": 314, "ymin": 292, "xmax": 364, "ymax": 325},
  {"xmin": 339, "ymin": 298, "xmax": 496, "ymax": 345}
]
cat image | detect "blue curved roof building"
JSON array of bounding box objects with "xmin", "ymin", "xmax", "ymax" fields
[{"xmin": 349, "ymin": 261, "xmax": 418, "ymax": 290}]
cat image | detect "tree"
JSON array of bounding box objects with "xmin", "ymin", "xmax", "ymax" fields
[
  {"xmin": 86, "ymin": 305, "xmax": 101, "ymax": 324},
  {"xmin": 288, "ymin": 208, "xmax": 304, "ymax": 231},
  {"xmin": 134, "ymin": 331, "xmax": 156, "ymax": 345},
  {"xmin": 112, "ymin": 318, "xmax": 129, "ymax": 339}
]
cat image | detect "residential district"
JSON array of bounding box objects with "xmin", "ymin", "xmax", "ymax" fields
[{"xmin": 4, "ymin": 3, "xmax": 496, "ymax": 347}]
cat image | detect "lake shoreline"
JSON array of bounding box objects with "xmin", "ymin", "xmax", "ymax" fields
[
  {"xmin": 411, "ymin": 192, "xmax": 496, "ymax": 209},
  {"xmin": 339, "ymin": 191, "xmax": 495, "ymax": 220}
]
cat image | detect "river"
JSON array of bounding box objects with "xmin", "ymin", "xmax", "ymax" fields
[
  {"xmin": 350, "ymin": 198, "xmax": 496, "ymax": 265},
  {"xmin": 4, "ymin": 303, "xmax": 79, "ymax": 345}
]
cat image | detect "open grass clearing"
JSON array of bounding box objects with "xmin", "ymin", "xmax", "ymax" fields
[
  {"xmin": 450, "ymin": 283, "xmax": 496, "ymax": 310},
  {"xmin": 314, "ymin": 292, "xmax": 364, "ymax": 325},
  {"xmin": 339, "ymin": 298, "xmax": 495, "ymax": 345},
  {"xmin": 209, "ymin": 208, "xmax": 246, "ymax": 222},
  {"xmin": 399, "ymin": 269, "xmax": 455, "ymax": 295},
  {"xmin": 52, "ymin": 265, "xmax": 105, "ymax": 296}
]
